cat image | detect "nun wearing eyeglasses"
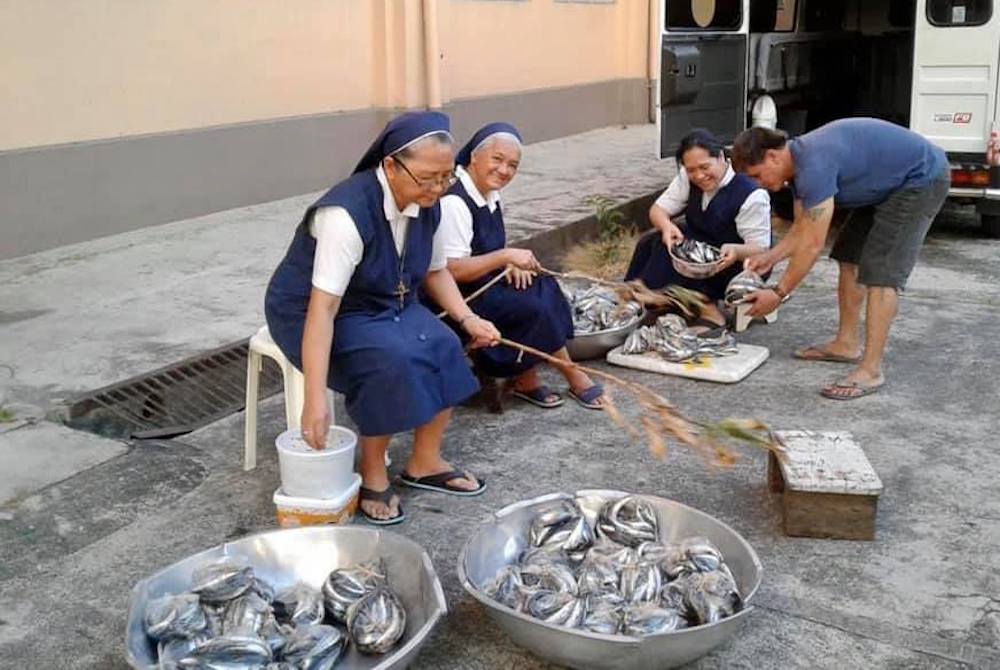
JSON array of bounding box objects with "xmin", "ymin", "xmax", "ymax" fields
[
  {"xmin": 434, "ymin": 122, "xmax": 605, "ymax": 410},
  {"xmin": 264, "ymin": 111, "xmax": 500, "ymax": 525}
]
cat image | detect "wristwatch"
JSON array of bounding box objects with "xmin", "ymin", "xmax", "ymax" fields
[{"xmin": 773, "ymin": 285, "xmax": 791, "ymax": 303}]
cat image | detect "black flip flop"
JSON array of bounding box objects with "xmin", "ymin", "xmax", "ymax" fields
[
  {"xmin": 399, "ymin": 470, "xmax": 487, "ymax": 497},
  {"xmin": 568, "ymin": 384, "xmax": 605, "ymax": 410},
  {"xmin": 358, "ymin": 486, "xmax": 405, "ymax": 526}
]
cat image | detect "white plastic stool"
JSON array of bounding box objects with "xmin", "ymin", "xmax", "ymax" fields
[
  {"xmin": 244, "ymin": 326, "xmax": 333, "ymax": 471},
  {"xmin": 735, "ymin": 304, "xmax": 779, "ymax": 333}
]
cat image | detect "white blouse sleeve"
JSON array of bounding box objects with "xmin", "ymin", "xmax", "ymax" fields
[
  {"xmin": 435, "ymin": 194, "xmax": 475, "ymax": 260},
  {"xmin": 309, "ymin": 206, "xmax": 364, "ymax": 296},
  {"xmin": 734, "ymin": 189, "xmax": 772, "ymax": 249},
  {"xmin": 653, "ymin": 170, "xmax": 691, "ymax": 218}
]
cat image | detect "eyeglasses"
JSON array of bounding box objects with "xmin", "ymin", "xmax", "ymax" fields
[{"xmin": 391, "ymin": 157, "xmax": 457, "ymax": 190}]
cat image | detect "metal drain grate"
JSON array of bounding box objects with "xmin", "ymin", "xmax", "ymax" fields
[{"xmin": 63, "ymin": 340, "xmax": 284, "ymax": 439}]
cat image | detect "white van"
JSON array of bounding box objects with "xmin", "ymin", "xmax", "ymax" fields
[{"xmin": 658, "ymin": 0, "xmax": 1000, "ymax": 235}]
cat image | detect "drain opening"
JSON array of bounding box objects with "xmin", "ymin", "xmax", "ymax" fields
[{"xmin": 63, "ymin": 340, "xmax": 284, "ymax": 439}]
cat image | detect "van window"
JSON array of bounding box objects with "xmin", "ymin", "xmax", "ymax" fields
[
  {"xmin": 927, "ymin": 0, "xmax": 992, "ymax": 26},
  {"xmin": 666, "ymin": 0, "xmax": 742, "ymax": 30}
]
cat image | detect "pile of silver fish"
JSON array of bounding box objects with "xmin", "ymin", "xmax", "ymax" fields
[
  {"xmin": 724, "ymin": 270, "xmax": 765, "ymax": 306},
  {"xmin": 671, "ymin": 239, "xmax": 722, "ymax": 265},
  {"xmin": 620, "ymin": 314, "xmax": 738, "ymax": 362},
  {"xmin": 143, "ymin": 556, "xmax": 406, "ymax": 668},
  {"xmin": 482, "ymin": 495, "xmax": 743, "ymax": 636},
  {"xmin": 560, "ymin": 283, "xmax": 644, "ymax": 335}
]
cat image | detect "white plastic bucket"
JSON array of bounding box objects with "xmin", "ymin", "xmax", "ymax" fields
[
  {"xmin": 273, "ymin": 474, "xmax": 361, "ymax": 527},
  {"xmin": 275, "ymin": 426, "xmax": 357, "ymax": 499}
]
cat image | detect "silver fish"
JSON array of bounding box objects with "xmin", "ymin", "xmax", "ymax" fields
[
  {"xmin": 221, "ymin": 590, "xmax": 271, "ymax": 636},
  {"xmin": 618, "ymin": 558, "xmax": 662, "ymax": 605},
  {"xmin": 346, "ymin": 586, "xmax": 407, "ymax": 655},
  {"xmin": 671, "ymin": 239, "xmax": 721, "ymax": 264},
  {"xmin": 621, "ymin": 314, "xmax": 700, "ymax": 361},
  {"xmin": 176, "ymin": 629, "xmax": 272, "ymax": 668},
  {"xmin": 577, "ymin": 554, "xmax": 619, "ymax": 595},
  {"xmin": 562, "ymin": 282, "xmax": 643, "ymax": 334},
  {"xmin": 322, "ymin": 559, "xmax": 386, "ymax": 623},
  {"xmin": 273, "ymin": 583, "xmax": 325, "ymax": 627},
  {"xmin": 259, "ymin": 618, "xmax": 292, "ymax": 658},
  {"xmin": 190, "ymin": 558, "xmax": 255, "ymax": 604},
  {"xmin": 144, "ymin": 593, "xmax": 208, "ymax": 641},
  {"xmin": 586, "ymin": 538, "xmax": 638, "ymax": 566},
  {"xmin": 158, "ymin": 636, "xmax": 206, "ymax": 670},
  {"xmin": 529, "ymin": 501, "xmax": 595, "ymax": 562},
  {"xmin": 282, "ymin": 624, "xmax": 347, "ymax": 670},
  {"xmin": 265, "ymin": 664, "xmax": 297, "ymax": 670},
  {"xmin": 524, "ymin": 590, "xmax": 588, "ymax": 628},
  {"xmin": 484, "ymin": 565, "xmax": 526, "ymax": 611},
  {"xmin": 520, "ymin": 559, "xmax": 578, "ymax": 594},
  {"xmin": 200, "ymin": 603, "xmax": 225, "ymax": 638},
  {"xmin": 681, "ymin": 536, "xmax": 725, "ymax": 573},
  {"xmin": 579, "ymin": 593, "xmax": 624, "ymax": 635},
  {"xmin": 658, "ymin": 543, "xmax": 693, "ymax": 580},
  {"xmin": 250, "ymin": 577, "xmax": 275, "ymax": 604},
  {"xmin": 724, "ymin": 270, "xmax": 765, "ymax": 306},
  {"xmin": 596, "ymin": 496, "xmax": 659, "ymax": 547},
  {"xmin": 622, "ymin": 604, "xmax": 687, "ymax": 636},
  {"xmin": 684, "ymin": 570, "xmax": 742, "ymax": 625},
  {"xmin": 659, "ymin": 579, "xmax": 690, "ymax": 614}
]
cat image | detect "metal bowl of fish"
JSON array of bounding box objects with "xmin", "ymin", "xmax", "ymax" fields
[
  {"xmin": 669, "ymin": 240, "xmax": 723, "ymax": 279},
  {"xmin": 458, "ymin": 489, "xmax": 762, "ymax": 670},
  {"xmin": 125, "ymin": 526, "xmax": 447, "ymax": 669},
  {"xmin": 559, "ymin": 278, "xmax": 646, "ymax": 360}
]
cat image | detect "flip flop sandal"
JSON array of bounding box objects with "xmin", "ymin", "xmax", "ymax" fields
[
  {"xmin": 568, "ymin": 384, "xmax": 605, "ymax": 410},
  {"xmin": 358, "ymin": 486, "xmax": 406, "ymax": 526},
  {"xmin": 794, "ymin": 345, "xmax": 862, "ymax": 364},
  {"xmin": 820, "ymin": 380, "xmax": 883, "ymax": 401},
  {"xmin": 399, "ymin": 470, "xmax": 487, "ymax": 497},
  {"xmin": 511, "ymin": 385, "xmax": 564, "ymax": 409}
]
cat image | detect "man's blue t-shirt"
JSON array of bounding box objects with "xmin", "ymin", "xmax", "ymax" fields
[{"xmin": 789, "ymin": 118, "xmax": 948, "ymax": 209}]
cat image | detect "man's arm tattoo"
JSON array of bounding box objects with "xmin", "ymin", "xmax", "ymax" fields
[{"xmin": 806, "ymin": 204, "xmax": 829, "ymax": 221}]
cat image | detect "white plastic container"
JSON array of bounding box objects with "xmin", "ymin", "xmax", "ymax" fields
[
  {"xmin": 273, "ymin": 474, "xmax": 361, "ymax": 528},
  {"xmin": 275, "ymin": 426, "xmax": 357, "ymax": 499}
]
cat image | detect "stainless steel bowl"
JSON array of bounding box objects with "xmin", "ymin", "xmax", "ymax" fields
[
  {"xmin": 565, "ymin": 316, "xmax": 645, "ymax": 361},
  {"xmin": 458, "ymin": 490, "xmax": 762, "ymax": 670},
  {"xmin": 125, "ymin": 526, "xmax": 447, "ymax": 669}
]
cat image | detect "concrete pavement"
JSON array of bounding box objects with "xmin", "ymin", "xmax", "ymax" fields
[{"xmin": 1, "ymin": 122, "xmax": 999, "ymax": 668}]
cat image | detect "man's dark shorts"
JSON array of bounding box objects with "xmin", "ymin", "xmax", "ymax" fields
[{"xmin": 829, "ymin": 172, "xmax": 950, "ymax": 289}]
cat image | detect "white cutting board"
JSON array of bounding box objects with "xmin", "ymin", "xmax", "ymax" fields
[{"xmin": 606, "ymin": 343, "xmax": 770, "ymax": 384}]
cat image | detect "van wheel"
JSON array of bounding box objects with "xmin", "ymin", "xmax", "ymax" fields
[{"xmin": 983, "ymin": 214, "xmax": 1000, "ymax": 238}]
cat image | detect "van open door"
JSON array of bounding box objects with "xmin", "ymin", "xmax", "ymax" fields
[{"xmin": 658, "ymin": 0, "xmax": 750, "ymax": 158}]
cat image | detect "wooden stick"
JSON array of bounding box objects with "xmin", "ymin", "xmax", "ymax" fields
[{"xmin": 436, "ymin": 267, "xmax": 511, "ymax": 319}]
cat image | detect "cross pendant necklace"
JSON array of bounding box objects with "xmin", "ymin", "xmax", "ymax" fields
[{"xmin": 394, "ymin": 222, "xmax": 409, "ymax": 309}]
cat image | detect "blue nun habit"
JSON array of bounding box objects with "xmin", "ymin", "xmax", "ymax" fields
[
  {"xmin": 624, "ymin": 172, "xmax": 762, "ymax": 300},
  {"xmin": 264, "ymin": 111, "xmax": 478, "ymax": 436},
  {"xmin": 442, "ymin": 123, "xmax": 573, "ymax": 378}
]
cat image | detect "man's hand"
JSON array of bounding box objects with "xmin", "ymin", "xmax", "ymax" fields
[
  {"xmin": 744, "ymin": 288, "xmax": 782, "ymax": 318},
  {"xmin": 506, "ymin": 266, "xmax": 536, "ymax": 290},
  {"xmin": 660, "ymin": 221, "xmax": 684, "ymax": 249},
  {"xmin": 505, "ymin": 248, "xmax": 541, "ymax": 272},
  {"xmin": 745, "ymin": 251, "xmax": 777, "ymax": 275},
  {"xmin": 464, "ymin": 316, "xmax": 501, "ymax": 348},
  {"xmin": 300, "ymin": 393, "xmax": 331, "ymax": 451}
]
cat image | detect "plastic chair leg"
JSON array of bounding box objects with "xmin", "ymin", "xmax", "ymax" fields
[{"xmin": 243, "ymin": 350, "xmax": 261, "ymax": 471}]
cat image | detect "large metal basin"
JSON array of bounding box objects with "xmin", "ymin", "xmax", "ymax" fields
[
  {"xmin": 560, "ymin": 277, "xmax": 645, "ymax": 361},
  {"xmin": 458, "ymin": 490, "xmax": 762, "ymax": 670},
  {"xmin": 125, "ymin": 526, "xmax": 447, "ymax": 670}
]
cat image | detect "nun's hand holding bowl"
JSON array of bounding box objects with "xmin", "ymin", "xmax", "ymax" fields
[
  {"xmin": 505, "ymin": 248, "xmax": 541, "ymax": 272},
  {"xmin": 464, "ymin": 315, "xmax": 501, "ymax": 349},
  {"xmin": 716, "ymin": 243, "xmax": 741, "ymax": 271},
  {"xmin": 300, "ymin": 393, "xmax": 331, "ymax": 450},
  {"xmin": 660, "ymin": 221, "xmax": 684, "ymax": 249}
]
